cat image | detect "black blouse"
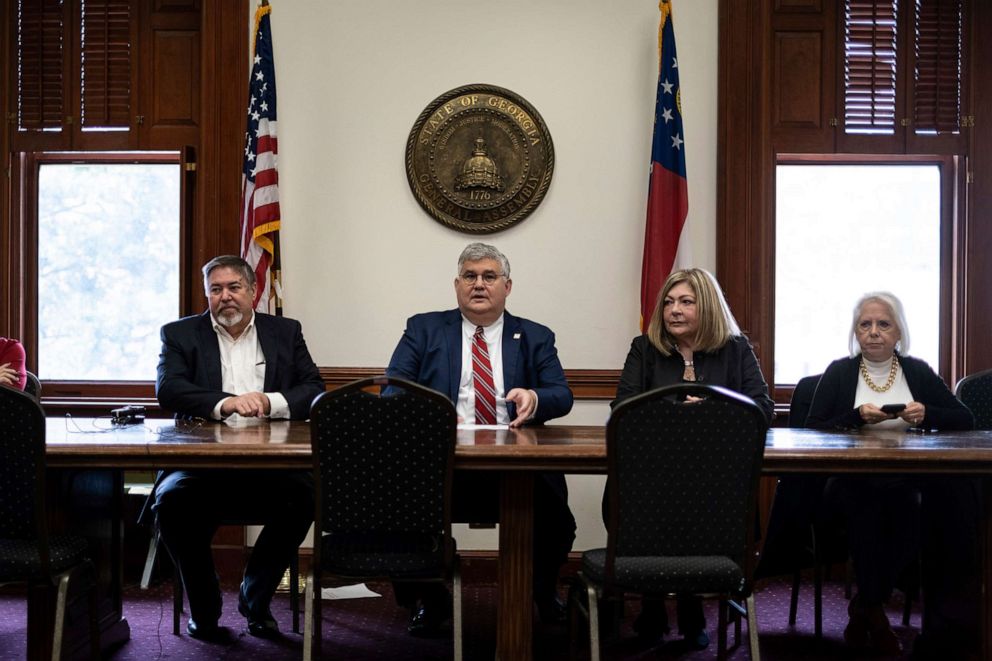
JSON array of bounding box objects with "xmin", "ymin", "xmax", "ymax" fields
[{"xmin": 613, "ymin": 334, "xmax": 775, "ymax": 426}]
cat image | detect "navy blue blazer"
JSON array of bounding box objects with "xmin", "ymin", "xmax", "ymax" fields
[
  {"xmin": 385, "ymin": 309, "xmax": 573, "ymax": 423},
  {"xmin": 156, "ymin": 311, "xmax": 324, "ymax": 420}
]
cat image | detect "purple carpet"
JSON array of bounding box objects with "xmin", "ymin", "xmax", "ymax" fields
[{"xmin": 0, "ymin": 576, "xmax": 922, "ymax": 660}]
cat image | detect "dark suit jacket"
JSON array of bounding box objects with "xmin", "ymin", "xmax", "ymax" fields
[
  {"xmin": 156, "ymin": 311, "xmax": 324, "ymax": 420},
  {"xmin": 385, "ymin": 309, "xmax": 573, "ymax": 423},
  {"xmin": 806, "ymin": 353, "xmax": 974, "ymax": 431},
  {"xmin": 613, "ymin": 334, "xmax": 775, "ymax": 425}
]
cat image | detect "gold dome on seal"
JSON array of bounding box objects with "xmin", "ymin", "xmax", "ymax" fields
[{"xmin": 455, "ymin": 137, "xmax": 505, "ymax": 192}]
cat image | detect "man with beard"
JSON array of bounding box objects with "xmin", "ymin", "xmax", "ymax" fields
[{"xmin": 152, "ymin": 255, "xmax": 323, "ymax": 641}]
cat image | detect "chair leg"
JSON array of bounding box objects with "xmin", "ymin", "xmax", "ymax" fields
[
  {"xmin": 290, "ymin": 554, "xmax": 300, "ymax": 633},
  {"xmin": 585, "ymin": 581, "xmax": 601, "ymax": 661},
  {"xmin": 746, "ymin": 594, "xmax": 761, "ymax": 661},
  {"xmin": 452, "ymin": 558, "xmax": 463, "ymax": 661},
  {"xmin": 813, "ymin": 555, "xmax": 823, "ymax": 639},
  {"xmin": 734, "ymin": 601, "xmax": 742, "ymax": 646},
  {"xmin": 303, "ymin": 574, "xmax": 314, "ymax": 661},
  {"xmin": 173, "ymin": 572, "xmax": 183, "ymax": 635},
  {"xmin": 717, "ymin": 600, "xmax": 728, "ymax": 661},
  {"xmin": 51, "ymin": 572, "xmax": 70, "ymax": 661},
  {"xmin": 140, "ymin": 533, "xmax": 159, "ymax": 590},
  {"xmin": 788, "ymin": 569, "xmax": 800, "ymax": 626}
]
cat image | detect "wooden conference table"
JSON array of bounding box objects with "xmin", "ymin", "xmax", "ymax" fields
[{"xmin": 44, "ymin": 418, "xmax": 992, "ymax": 661}]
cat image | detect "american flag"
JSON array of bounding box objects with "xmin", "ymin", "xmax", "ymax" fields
[
  {"xmin": 240, "ymin": 1, "xmax": 281, "ymax": 314},
  {"xmin": 640, "ymin": 0, "xmax": 689, "ymax": 329}
]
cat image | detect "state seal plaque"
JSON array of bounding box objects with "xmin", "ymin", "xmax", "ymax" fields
[{"xmin": 405, "ymin": 84, "xmax": 554, "ymax": 234}]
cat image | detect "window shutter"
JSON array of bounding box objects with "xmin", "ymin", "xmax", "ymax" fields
[
  {"xmin": 17, "ymin": 0, "xmax": 65, "ymax": 131},
  {"xmin": 844, "ymin": 0, "xmax": 899, "ymax": 134},
  {"xmin": 914, "ymin": 0, "xmax": 963, "ymax": 134},
  {"xmin": 81, "ymin": 0, "xmax": 132, "ymax": 130}
]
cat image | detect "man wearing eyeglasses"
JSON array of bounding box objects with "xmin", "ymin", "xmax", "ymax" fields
[{"xmin": 386, "ymin": 242, "xmax": 576, "ymax": 636}]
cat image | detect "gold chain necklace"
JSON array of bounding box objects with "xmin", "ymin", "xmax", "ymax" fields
[{"xmin": 859, "ymin": 355, "xmax": 899, "ymax": 393}]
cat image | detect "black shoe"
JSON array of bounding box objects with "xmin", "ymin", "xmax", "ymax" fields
[
  {"xmin": 407, "ymin": 599, "xmax": 452, "ymax": 637},
  {"xmin": 536, "ymin": 595, "xmax": 568, "ymax": 624},
  {"xmin": 238, "ymin": 587, "xmax": 280, "ymax": 638},
  {"xmin": 685, "ymin": 629, "xmax": 710, "ymax": 650},
  {"xmin": 186, "ymin": 618, "xmax": 224, "ymax": 642}
]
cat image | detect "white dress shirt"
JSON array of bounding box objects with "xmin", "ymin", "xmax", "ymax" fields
[{"xmin": 209, "ymin": 312, "xmax": 290, "ymax": 420}]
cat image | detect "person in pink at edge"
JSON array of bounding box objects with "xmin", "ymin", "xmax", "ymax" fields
[{"xmin": 0, "ymin": 338, "xmax": 27, "ymax": 390}]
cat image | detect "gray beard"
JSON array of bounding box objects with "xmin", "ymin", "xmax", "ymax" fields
[{"xmin": 217, "ymin": 310, "xmax": 244, "ymax": 328}]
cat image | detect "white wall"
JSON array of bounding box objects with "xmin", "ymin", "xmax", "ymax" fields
[{"xmin": 261, "ymin": 0, "xmax": 719, "ymax": 551}]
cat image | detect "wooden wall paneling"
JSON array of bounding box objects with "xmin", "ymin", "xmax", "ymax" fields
[
  {"xmin": 964, "ymin": 0, "xmax": 992, "ymax": 374},
  {"xmin": 19, "ymin": 154, "xmax": 40, "ymax": 371},
  {"xmin": 214, "ymin": 0, "xmax": 249, "ymax": 259},
  {"xmin": 193, "ymin": 0, "xmax": 247, "ymax": 316},
  {"xmin": 770, "ymin": 1, "xmax": 836, "ymax": 153},
  {"xmin": 773, "ymin": 31, "xmax": 823, "ymax": 128},
  {"xmin": 775, "ymin": 0, "xmax": 822, "ymax": 11},
  {"xmin": 138, "ymin": 0, "xmax": 200, "ymax": 149},
  {"xmin": 940, "ymin": 154, "xmax": 963, "ymax": 386},
  {"xmin": 718, "ymin": 0, "xmax": 774, "ymax": 386},
  {"xmin": 179, "ymin": 145, "xmax": 197, "ymax": 315}
]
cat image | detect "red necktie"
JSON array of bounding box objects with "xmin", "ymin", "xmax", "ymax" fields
[{"xmin": 472, "ymin": 326, "xmax": 498, "ymax": 424}]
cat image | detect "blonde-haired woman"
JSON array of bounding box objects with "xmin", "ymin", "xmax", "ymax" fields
[
  {"xmin": 616, "ymin": 268, "xmax": 774, "ymax": 419},
  {"xmin": 610, "ymin": 268, "xmax": 774, "ymax": 647}
]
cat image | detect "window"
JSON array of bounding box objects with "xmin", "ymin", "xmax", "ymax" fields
[
  {"xmin": 36, "ymin": 154, "xmax": 181, "ymax": 380},
  {"xmin": 774, "ymin": 161, "xmax": 942, "ymax": 383}
]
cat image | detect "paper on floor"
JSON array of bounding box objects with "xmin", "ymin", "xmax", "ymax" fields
[{"xmin": 320, "ymin": 583, "xmax": 381, "ymax": 600}]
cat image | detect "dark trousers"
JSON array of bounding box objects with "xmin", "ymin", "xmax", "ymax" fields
[
  {"xmin": 152, "ymin": 469, "xmax": 313, "ymax": 624},
  {"xmin": 827, "ymin": 475, "xmax": 981, "ymax": 655},
  {"xmin": 827, "ymin": 476, "xmax": 921, "ymax": 605},
  {"xmin": 394, "ymin": 471, "xmax": 576, "ymax": 609}
]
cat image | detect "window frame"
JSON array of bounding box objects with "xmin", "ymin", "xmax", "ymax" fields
[{"xmin": 13, "ymin": 150, "xmax": 191, "ymax": 406}]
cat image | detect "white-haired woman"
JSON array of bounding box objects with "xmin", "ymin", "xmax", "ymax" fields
[{"xmin": 807, "ymin": 292, "xmax": 975, "ymax": 657}]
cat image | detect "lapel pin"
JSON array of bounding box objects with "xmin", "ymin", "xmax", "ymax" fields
[{"xmin": 513, "ymin": 332, "xmax": 521, "ymax": 339}]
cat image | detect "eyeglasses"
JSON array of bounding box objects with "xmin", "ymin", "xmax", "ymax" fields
[{"xmin": 459, "ymin": 271, "xmax": 505, "ymax": 285}]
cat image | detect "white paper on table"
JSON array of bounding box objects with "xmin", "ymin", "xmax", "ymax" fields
[{"xmin": 320, "ymin": 583, "xmax": 381, "ymax": 600}]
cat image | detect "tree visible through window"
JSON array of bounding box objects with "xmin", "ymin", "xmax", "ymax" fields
[{"xmin": 37, "ymin": 159, "xmax": 180, "ymax": 380}]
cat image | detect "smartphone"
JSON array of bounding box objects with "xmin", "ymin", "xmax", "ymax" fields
[{"xmin": 880, "ymin": 403, "xmax": 906, "ymax": 415}]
